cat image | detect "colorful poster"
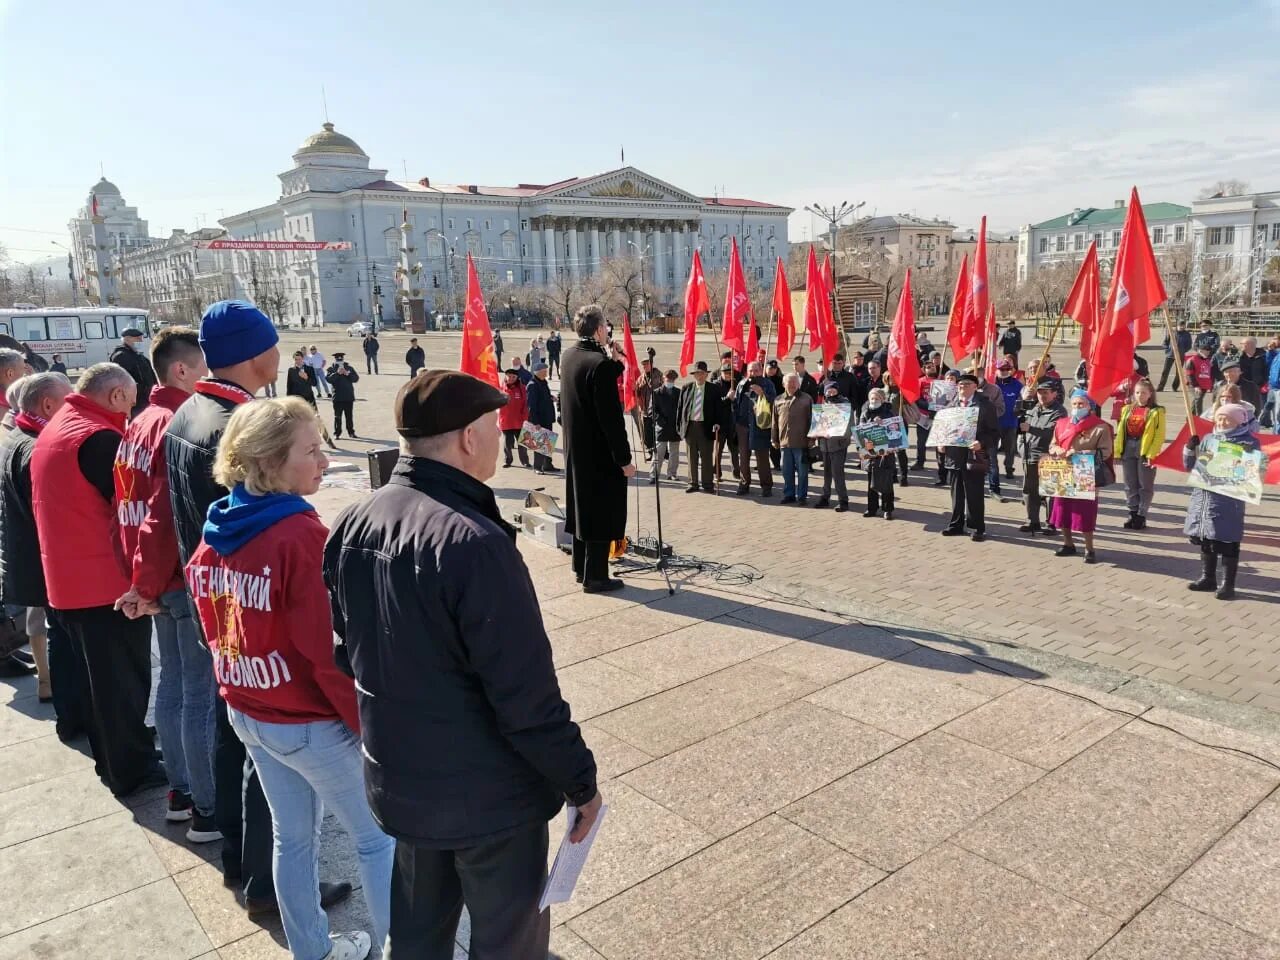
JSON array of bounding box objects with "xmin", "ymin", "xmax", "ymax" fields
[
  {"xmin": 854, "ymin": 422, "xmax": 890, "ymax": 455},
  {"xmin": 518, "ymin": 421, "xmax": 558, "ymax": 457},
  {"xmin": 1037, "ymin": 452, "xmax": 1096, "ymax": 500},
  {"xmin": 928, "ymin": 379, "xmax": 957, "ymax": 411},
  {"xmin": 808, "ymin": 402, "xmax": 851, "ymax": 438},
  {"xmin": 1188, "ymin": 436, "xmax": 1266, "ymax": 505},
  {"xmin": 928, "ymin": 406, "xmax": 978, "ymax": 448}
]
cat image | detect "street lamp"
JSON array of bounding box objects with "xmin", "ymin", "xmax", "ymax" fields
[
  {"xmin": 803, "ymin": 201, "xmax": 866, "ymax": 344},
  {"xmin": 626, "ymin": 240, "xmax": 652, "ymax": 324},
  {"xmin": 50, "ymin": 240, "xmax": 79, "ymax": 307}
]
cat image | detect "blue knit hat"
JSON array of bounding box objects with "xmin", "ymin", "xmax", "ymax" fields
[{"xmin": 199, "ymin": 300, "xmax": 279, "ymax": 370}]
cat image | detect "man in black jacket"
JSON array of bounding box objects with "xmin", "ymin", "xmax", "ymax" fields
[
  {"xmin": 405, "ymin": 337, "xmax": 425, "ymax": 378},
  {"xmin": 940, "ymin": 373, "xmax": 1000, "ymax": 541},
  {"xmin": 1015, "ymin": 377, "xmax": 1065, "ymax": 533},
  {"xmin": 825, "ymin": 353, "xmax": 863, "ymax": 411},
  {"xmin": 325, "ymin": 370, "xmax": 599, "ymax": 960},
  {"xmin": 327, "ymin": 351, "xmax": 360, "ymax": 438},
  {"xmin": 678, "ymin": 361, "xmax": 717, "ymax": 493},
  {"xmin": 362, "ymin": 331, "xmax": 381, "ymax": 374},
  {"xmin": 792, "ymin": 356, "xmax": 820, "ymax": 402},
  {"xmin": 1159, "ymin": 321, "xmax": 1193, "ymax": 391},
  {"xmin": 166, "ymin": 300, "xmax": 350, "ymax": 915},
  {"xmin": 525, "ymin": 362, "xmax": 558, "ymax": 474},
  {"xmin": 649, "ymin": 369, "xmax": 682, "ymax": 483},
  {"xmin": 110, "ymin": 327, "xmax": 158, "ymax": 418},
  {"xmin": 997, "ymin": 320, "xmax": 1022, "ymax": 368},
  {"xmin": 710, "ymin": 364, "xmax": 739, "ymax": 484}
]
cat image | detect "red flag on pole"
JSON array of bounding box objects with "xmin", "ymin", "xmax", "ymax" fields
[
  {"xmin": 460, "ymin": 253, "xmax": 500, "ymax": 388},
  {"xmin": 946, "ymin": 253, "xmax": 971, "ymax": 362},
  {"xmin": 1063, "ymin": 241, "xmax": 1101, "ymax": 361},
  {"xmin": 888, "ymin": 268, "xmax": 923, "ymax": 403},
  {"xmin": 803, "ymin": 246, "xmax": 824, "ymax": 353},
  {"xmin": 773, "ymin": 257, "xmax": 795, "ymax": 359},
  {"xmin": 91, "ymin": 194, "xmax": 100, "ymax": 218},
  {"xmin": 820, "ymin": 253, "xmax": 839, "ymax": 364},
  {"xmin": 983, "ymin": 304, "xmax": 998, "ymax": 381},
  {"xmin": 722, "ymin": 237, "xmax": 749, "ymax": 356},
  {"xmin": 680, "ymin": 249, "xmax": 710, "ymax": 376},
  {"xmin": 967, "ymin": 217, "xmax": 990, "ymax": 357},
  {"xmin": 1087, "ymin": 187, "xmax": 1168, "ymax": 405},
  {"xmin": 745, "ymin": 309, "xmax": 760, "ymax": 364},
  {"xmin": 1153, "ymin": 417, "xmax": 1280, "ymax": 484},
  {"xmin": 620, "ymin": 310, "xmax": 640, "ymax": 412}
]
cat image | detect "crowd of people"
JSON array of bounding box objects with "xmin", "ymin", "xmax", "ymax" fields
[{"xmin": 0, "ymin": 302, "xmax": 599, "ymax": 960}]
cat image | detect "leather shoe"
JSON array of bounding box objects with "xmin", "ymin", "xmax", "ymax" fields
[
  {"xmin": 971, "ymin": 531, "xmax": 985, "ymax": 542},
  {"xmin": 940, "ymin": 527, "xmax": 964, "ymax": 536},
  {"xmin": 684, "ymin": 485, "xmax": 699, "ymax": 493},
  {"xmin": 583, "ymin": 578, "xmax": 625, "ymax": 594},
  {"xmin": 247, "ymin": 881, "xmax": 353, "ymax": 918}
]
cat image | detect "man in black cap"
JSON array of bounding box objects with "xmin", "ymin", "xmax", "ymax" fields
[
  {"xmin": 559, "ymin": 304, "xmax": 635, "ymax": 591},
  {"xmin": 940, "ymin": 373, "xmax": 999, "ymax": 541},
  {"xmin": 324, "ymin": 370, "xmax": 600, "ymax": 959},
  {"xmin": 678, "ymin": 360, "xmax": 718, "ymax": 493},
  {"xmin": 327, "ymin": 351, "xmax": 360, "ymax": 439},
  {"xmin": 109, "ymin": 327, "xmax": 157, "ymax": 418},
  {"xmin": 1214, "ymin": 356, "xmax": 1261, "ymax": 410}
]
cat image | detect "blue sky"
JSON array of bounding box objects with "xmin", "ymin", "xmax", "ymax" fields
[{"xmin": 3, "ymin": 0, "xmax": 1279, "ymax": 264}]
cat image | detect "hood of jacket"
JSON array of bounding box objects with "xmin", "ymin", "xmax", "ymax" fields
[{"xmin": 202, "ymin": 483, "xmax": 314, "ymax": 556}]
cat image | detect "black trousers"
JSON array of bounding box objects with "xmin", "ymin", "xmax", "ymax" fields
[
  {"xmin": 503, "ymin": 429, "xmax": 530, "ymax": 466},
  {"xmin": 333, "ymin": 399, "xmax": 355, "ymax": 436},
  {"xmin": 867, "ymin": 485, "xmax": 895, "ymax": 514},
  {"xmin": 57, "ymin": 605, "xmax": 155, "ymax": 795},
  {"xmin": 1023, "ymin": 462, "xmax": 1052, "ymax": 526},
  {"xmin": 713, "ymin": 426, "xmax": 737, "ymax": 480},
  {"xmin": 1158, "ymin": 354, "xmax": 1176, "ymax": 390},
  {"xmin": 948, "ymin": 465, "xmax": 986, "ymax": 533},
  {"xmin": 547, "ymin": 353, "xmax": 560, "ymax": 377},
  {"xmin": 366, "ymin": 354, "xmax": 380, "ymax": 374},
  {"xmin": 684, "ymin": 421, "xmax": 715, "ymax": 490},
  {"xmin": 642, "ymin": 415, "xmax": 656, "ymax": 452},
  {"xmin": 386, "ymin": 822, "xmax": 549, "ymax": 960},
  {"xmin": 820, "ymin": 449, "xmax": 848, "ymax": 504},
  {"xmin": 409, "ymin": 364, "xmax": 423, "ymax": 379},
  {"xmin": 571, "ymin": 538, "xmax": 610, "ymax": 583},
  {"xmin": 214, "ymin": 696, "xmax": 276, "ymax": 898},
  {"xmin": 998, "ymin": 426, "xmax": 1019, "ymax": 473},
  {"xmin": 45, "ymin": 608, "xmax": 91, "ymax": 738},
  {"xmin": 914, "ymin": 424, "xmax": 930, "ymax": 467}
]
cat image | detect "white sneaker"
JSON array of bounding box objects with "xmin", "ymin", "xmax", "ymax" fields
[{"xmin": 322, "ymin": 932, "xmax": 371, "ymax": 960}]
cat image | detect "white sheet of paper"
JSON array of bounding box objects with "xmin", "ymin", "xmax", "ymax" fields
[{"xmin": 538, "ymin": 803, "xmax": 608, "ymax": 913}]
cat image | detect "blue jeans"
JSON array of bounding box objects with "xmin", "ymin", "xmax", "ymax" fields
[
  {"xmin": 153, "ymin": 590, "xmax": 217, "ymax": 814},
  {"xmin": 228, "ymin": 708, "xmax": 393, "ymax": 960},
  {"xmin": 781, "ymin": 448, "xmax": 810, "ymax": 501},
  {"xmin": 1270, "ymin": 389, "xmax": 1280, "ymax": 433}
]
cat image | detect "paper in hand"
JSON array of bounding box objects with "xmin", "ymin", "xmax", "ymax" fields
[{"xmin": 538, "ymin": 803, "xmax": 608, "ymax": 913}]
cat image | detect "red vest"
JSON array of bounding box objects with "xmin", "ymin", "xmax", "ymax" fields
[
  {"xmin": 1186, "ymin": 354, "xmax": 1213, "ymax": 391},
  {"xmin": 31, "ymin": 393, "xmax": 130, "ymax": 609}
]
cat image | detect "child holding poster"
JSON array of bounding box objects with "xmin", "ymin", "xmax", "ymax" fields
[
  {"xmin": 858, "ymin": 387, "xmax": 898, "ymax": 519},
  {"xmin": 1184, "ymin": 402, "xmax": 1261, "ymax": 600}
]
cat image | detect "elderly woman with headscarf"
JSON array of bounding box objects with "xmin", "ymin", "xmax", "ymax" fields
[
  {"xmin": 1047, "ymin": 388, "xmax": 1115, "ymax": 563},
  {"xmin": 1184, "ymin": 402, "xmax": 1258, "ymax": 600},
  {"xmin": 858, "ymin": 386, "xmax": 898, "ymax": 519}
]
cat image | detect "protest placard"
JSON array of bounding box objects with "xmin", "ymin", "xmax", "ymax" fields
[
  {"xmin": 927, "ymin": 406, "xmax": 978, "ymax": 448},
  {"xmin": 928, "ymin": 380, "xmax": 957, "ymax": 411},
  {"xmin": 808, "ymin": 402, "xmax": 852, "ymax": 438},
  {"xmin": 1188, "ymin": 436, "xmax": 1266, "ymax": 505},
  {"xmin": 1037, "ymin": 452, "xmax": 1096, "ymax": 500},
  {"xmin": 518, "ymin": 421, "xmax": 558, "ymax": 457}
]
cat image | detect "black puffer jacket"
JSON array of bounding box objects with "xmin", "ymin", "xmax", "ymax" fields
[
  {"xmin": 0, "ymin": 426, "xmax": 46, "ymax": 606},
  {"xmin": 324, "ymin": 456, "xmax": 597, "ymax": 848},
  {"xmin": 109, "ymin": 344, "xmax": 158, "ymax": 418}
]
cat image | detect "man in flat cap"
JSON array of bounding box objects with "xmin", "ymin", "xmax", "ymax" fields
[
  {"xmin": 324, "ymin": 369, "xmax": 600, "ymax": 960},
  {"xmin": 110, "ymin": 326, "xmax": 158, "ymax": 418},
  {"xmin": 940, "ymin": 372, "xmax": 1000, "ymax": 541},
  {"xmin": 558, "ymin": 304, "xmax": 635, "ymax": 592}
]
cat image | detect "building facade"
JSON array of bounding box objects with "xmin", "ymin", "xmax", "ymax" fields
[
  {"xmin": 217, "ymin": 122, "xmax": 792, "ymax": 326},
  {"xmin": 837, "ymin": 214, "xmax": 957, "ymax": 270},
  {"xmin": 68, "ymin": 178, "xmax": 152, "ymax": 305},
  {"xmin": 943, "ymin": 230, "xmax": 1018, "ymax": 282},
  {"xmin": 1187, "ymin": 190, "xmax": 1280, "ymax": 312},
  {"xmin": 116, "ymin": 228, "xmax": 231, "ymax": 325},
  {"xmin": 1017, "ymin": 200, "xmax": 1191, "ymax": 282}
]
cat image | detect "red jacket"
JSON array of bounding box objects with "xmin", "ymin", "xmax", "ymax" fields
[
  {"xmin": 498, "ymin": 380, "xmax": 528, "ymax": 430},
  {"xmin": 32, "ymin": 393, "xmax": 130, "ymax": 609},
  {"xmin": 1185, "ymin": 353, "xmax": 1214, "ymax": 392},
  {"xmin": 115, "ymin": 385, "xmax": 188, "ymax": 599},
  {"xmin": 186, "ymin": 511, "xmax": 359, "ymax": 732}
]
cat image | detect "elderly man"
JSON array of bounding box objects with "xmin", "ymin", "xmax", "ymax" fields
[
  {"xmin": 636, "ymin": 356, "xmax": 663, "ymax": 455},
  {"xmin": 1213, "ymin": 357, "xmax": 1262, "ymax": 411},
  {"xmin": 109, "ymin": 326, "xmax": 158, "ymax": 417},
  {"xmin": 31, "ymin": 363, "xmax": 162, "ymax": 796},
  {"xmin": 678, "ymin": 361, "xmax": 718, "ymax": 493},
  {"xmin": 940, "ymin": 373, "xmax": 1000, "ymax": 541},
  {"xmin": 1237, "ymin": 337, "xmax": 1268, "ymax": 389},
  {"xmin": 0, "ymin": 348, "xmax": 29, "ymax": 431},
  {"xmin": 772, "ymin": 373, "xmax": 814, "ymax": 504},
  {"xmin": 734, "ymin": 361, "xmax": 776, "ymax": 497},
  {"xmin": 324, "ymin": 370, "xmax": 600, "ymax": 960}
]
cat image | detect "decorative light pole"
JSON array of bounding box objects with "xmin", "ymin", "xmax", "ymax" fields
[{"xmin": 803, "ymin": 201, "xmax": 866, "ymax": 348}]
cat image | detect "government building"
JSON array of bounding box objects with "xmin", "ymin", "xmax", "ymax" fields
[{"xmin": 214, "ymin": 122, "xmax": 792, "ymax": 327}]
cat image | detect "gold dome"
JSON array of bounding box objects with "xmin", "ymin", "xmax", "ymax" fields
[{"xmin": 295, "ymin": 122, "xmax": 367, "ymax": 157}]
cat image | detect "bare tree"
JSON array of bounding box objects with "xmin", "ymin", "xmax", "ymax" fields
[{"xmin": 1198, "ymin": 179, "xmax": 1250, "ymax": 199}]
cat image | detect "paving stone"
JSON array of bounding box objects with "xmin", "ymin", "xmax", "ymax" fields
[
  {"xmin": 549, "ymin": 925, "xmax": 606, "ymax": 959},
  {"xmin": 554, "ymin": 658, "xmax": 662, "ymax": 721},
  {"xmin": 642, "ymin": 586, "xmax": 757, "ymax": 621},
  {"xmin": 173, "ymin": 858, "xmax": 280, "ymax": 949},
  {"xmin": 549, "ymin": 604, "xmax": 699, "ymax": 667},
  {"xmin": 894, "ymin": 645, "xmax": 1024, "ymax": 696},
  {"xmin": 783, "ymin": 731, "xmax": 1043, "ymax": 871},
  {"xmin": 578, "ymin": 721, "xmax": 652, "ymax": 781},
  {"xmin": 753, "ymin": 623, "xmax": 918, "ymax": 684},
  {"xmin": 130, "ymin": 793, "xmax": 223, "ymax": 875},
  {"xmin": 716, "ymin": 599, "xmax": 846, "ymax": 639},
  {"xmin": 0, "ymin": 878, "xmax": 213, "ymax": 960},
  {"xmin": 599, "ymin": 618, "xmax": 791, "ymax": 688},
  {"xmin": 0, "ymin": 696, "xmax": 54, "ymax": 749},
  {"xmin": 570, "ymin": 815, "xmax": 882, "ymax": 960},
  {"xmin": 806, "ymin": 660, "xmax": 994, "ymax": 739},
  {"xmin": 0, "ymin": 767, "xmax": 123, "ymax": 850},
  {"xmin": 769, "ymin": 842, "xmax": 1118, "ymax": 960},
  {"xmin": 956, "ymin": 729, "xmax": 1278, "ymax": 920},
  {"xmin": 591, "ymin": 660, "xmax": 819, "ymax": 756},
  {"xmin": 941, "ymin": 684, "xmax": 1129, "ymax": 769},
  {"xmin": 1168, "ymin": 794, "xmax": 1280, "ymax": 943},
  {"xmin": 1091, "ymin": 896, "xmax": 1280, "ymax": 960},
  {"xmin": 0, "ymin": 734, "xmax": 96, "ymax": 795},
  {"xmin": 540, "ymin": 587, "xmax": 644, "ymax": 625},
  {"xmin": 216, "ymin": 930, "xmax": 291, "ymax": 959},
  {"xmin": 0, "ymin": 810, "xmax": 168, "ymax": 938},
  {"xmin": 551, "ymin": 781, "xmax": 713, "ymax": 922},
  {"xmin": 1128, "ymin": 708, "xmax": 1280, "ymax": 771},
  {"xmin": 623, "ymin": 701, "xmax": 901, "ymax": 837}
]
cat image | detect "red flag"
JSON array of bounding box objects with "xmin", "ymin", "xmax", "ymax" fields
[
  {"xmin": 459, "ymin": 253, "xmax": 499, "ymax": 388},
  {"xmin": 620, "ymin": 310, "xmax": 640, "ymax": 412},
  {"xmin": 946, "ymin": 253, "xmax": 971, "ymax": 362},
  {"xmin": 680, "ymin": 249, "xmax": 710, "ymax": 376},
  {"xmin": 1088, "ymin": 187, "xmax": 1169, "ymax": 404},
  {"xmin": 773, "ymin": 257, "xmax": 795, "ymax": 359},
  {"xmin": 820, "ymin": 253, "xmax": 839, "ymax": 364},
  {"xmin": 967, "ymin": 217, "xmax": 989, "ymax": 356},
  {"xmin": 722, "ymin": 237, "xmax": 749, "ymax": 356},
  {"xmin": 91, "ymin": 194, "xmax": 99, "ymax": 218},
  {"xmin": 1153, "ymin": 417, "xmax": 1280, "ymax": 484},
  {"xmin": 1063, "ymin": 242, "xmax": 1101, "ymax": 362},
  {"xmin": 745, "ymin": 309, "xmax": 760, "ymax": 365},
  {"xmin": 888, "ymin": 268, "xmax": 923, "ymax": 403},
  {"xmin": 803, "ymin": 246, "xmax": 824, "ymax": 353}
]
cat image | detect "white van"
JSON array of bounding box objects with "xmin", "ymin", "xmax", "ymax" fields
[{"xmin": 0, "ymin": 307, "xmax": 152, "ymax": 370}]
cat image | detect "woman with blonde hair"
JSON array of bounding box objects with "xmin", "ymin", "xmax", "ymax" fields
[{"xmin": 186, "ymin": 397, "xmax": 391, "ymax": 960}]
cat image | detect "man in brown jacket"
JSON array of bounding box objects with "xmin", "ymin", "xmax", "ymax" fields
[{"xmin": 772, "ymin": 373, "xmax": 814, "ymax": 504}]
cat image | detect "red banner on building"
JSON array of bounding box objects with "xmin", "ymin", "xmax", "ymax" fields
[{"xmin": 194, "ymin": 240, "xmax": 353, "ymax": 251}]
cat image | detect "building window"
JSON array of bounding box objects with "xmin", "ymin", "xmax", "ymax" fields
[
  {"xmin": 1209, "ymin": 227, "xmax": 1223, "ymax": 245},
  {"xmin": 1073, "ymin": 234, "xmax": 1084, "ymax": 251},
  {"xmin": 520, "ymin": 219, "xmax": 528, "ymax": 231},
  {"xmin": 484, "ymin": 220, "xmax": 491, "ymax": 231},
  {"xmin": 1055, "ymin": 236, "xmax": 1065, "ymax": 253},
  {"xmin": 1112, "ymin": 230, "xmax": 1121, "ymax": 247},
  {"xmin": 503, "ymin": 240, "xmax": 515, "ymax": 258},
  {"xmin": 427, "ymin": 237, "xmax": 442, "ymax": 257},
  {"xmin": 506, "ymin": 270, "xmax": 514, "ymax": 283},
  {"xmin": 1093, "ymin": 233, "xmax": 1102, "ymax": 247},
  {"xmin": 466, "ymin": 219, "xmax": 473, "ymax": 230},
  {"xmin": 486, "ymin": 245, "xmax": 493, "ymax": 257},
  {"xmin": 1175, "ymin": 225, "xmax": 1186, "ymax": 243},
  {"xmin": 853, "ymin": 302, "xmax": 877, "ymax": 327},
  {"xmin": 1152, "ymin": 227, "xmax": 1165, "ymax": 244},
  {"xmin": 1224, "ymin": 226, "xmax": 1235, "ymax": 244},
  {"xmin": 523, "ymin": 269, "xmax": 532, "ymax": 282},
  {"xmin": 503, "ymin": 220, "xmax": 510, "ymax": 230},
  {"xmin": 447, "ymin": 218, "xmax": 454, "ymax": 230},
  {"xmin": 521, "ymin": 243, "xmax": 528, "ymax": 257},
  {"xmin": 428, "ymin": 217, "xmax": 436, "ymax": 228},
  {"xmin": 1038, "ymin": 237, "xmax": 1048, "ymax": 254}
]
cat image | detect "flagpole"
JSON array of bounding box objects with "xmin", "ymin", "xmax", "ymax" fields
[
  {"xmin": 1159, "ymin": 306, "xmax": 1198, "ymax": 439},
  {"xmin": 1034, "ymin": 313, "xmax": 1066, "ymax": 380},
  {"xmin": 831, "ymin": 286, "xmax": 851, "ymax": 357},
  {"xmin": 764, "ymin": 306, "xmax": 776, "ymax": 361},
  {"xmin": 707, "ymin": 311, "xmax": 723, "ymax": 357}
]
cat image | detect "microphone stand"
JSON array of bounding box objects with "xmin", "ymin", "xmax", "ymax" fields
[{"xmin": 617, "ymin": 400, "xmax": 675, "ymax": 595}]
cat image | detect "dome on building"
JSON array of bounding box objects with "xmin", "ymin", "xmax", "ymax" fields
[
  {"xmin": 92, "ymin": 177, "xmax": 121, "ymax": 196},
  {"xmin": 294, "ymin": 122, "xmax": 367, "ymax": 158}
]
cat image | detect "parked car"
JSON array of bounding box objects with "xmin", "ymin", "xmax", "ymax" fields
[{"xmin": 347, "ymin": 321, "xmax": 371, "ymax": 337}]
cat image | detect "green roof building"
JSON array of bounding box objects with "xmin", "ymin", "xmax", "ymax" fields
[{"xmin": 1017, "ymin": 199, "xmax": 1191, "ymax": 282}]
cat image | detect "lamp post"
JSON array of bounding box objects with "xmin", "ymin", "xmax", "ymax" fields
[
  {"xmin": 627, "ymin": 240, "xmax": 651, "ymax": 324},
  {"xmin": 50, "ymin": 240, "xmax": 78, "ymax": 307},
  {"xmin": 803, "ymin": 201, "xmax": 866, "ymax": 346}
]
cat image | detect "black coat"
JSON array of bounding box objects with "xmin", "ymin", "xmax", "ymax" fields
[
  {"xmin": 0, "ymin": 426, "xmax": 46, "ymax": 606},
  {"xmin": 826, "ymin": 369, "xmax": 863, "ymax": 411},
  {"xmin": 796, "ymin": 371, "xmax": 820, "ymax": 402},
  {"xmin": 110, "ymin": 344, "xmax": 158, "ymax": 418},
  {"xmin": 526, "ymin": 376, "xmax": 555, "ymax": 428},
  {"xmin": 363, "ymin": 335, "xmax": 380, "ymax": 357},
  {"xmin": 286, "ymin": 365, "xmax": 315, "ymax": 404},
  {"xmin": 325, "ymin": 456, "xmax": 597, "ymax": 848},
  {"xmin": 649, "ymin": 384, "xmax": 681, "ymax": 442},
  {"xmin": 405, "ymin": 346, "xmax": 425, "ymax": 371},
  {"xmin": 711, "ymin": 378, "xmax": 737, "ymax": 430},
  {"xmin": 998, "ymin": 327, "xmax": 1023, "ymax": 356},
  {"xmin": 1239, "ymin": 350, "xmax": 1269, "ymax": 386},
  {"xmin": 327, "ymin": 362, "xmax": 360, "ymax": 402},
  {"xmin": 560, "ymin": 339, "xmax": 631, "ymax": 541},
  {"xmin": 942, "ymin": 394, "xmax": 1000, "ymax": 471}
]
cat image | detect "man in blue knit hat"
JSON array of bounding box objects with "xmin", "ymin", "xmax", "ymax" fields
[{"xmin": 164, "ymin": 301, "xmax": 352, "ymax": 917}]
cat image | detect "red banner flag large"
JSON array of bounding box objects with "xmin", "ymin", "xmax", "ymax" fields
[
  {"xmin": 1153, "ymin": 417, "xmax": 1280, "ymax": 485},
  {"xmin": 620, "ymin": 310, "xmax": 640, "ymax": 412},
  {"xmin": 946, "ymin": 253, "xmax": 971, "ymax": 362},
  {"xmin": 967, "ymin": 217, "xmax": 989, "ymax": 356},
  {"xmin": 819, "ymin": 253, "xmax": 839, "ymax": 363},
  {"xmin": 1088, "ymin": 187, "xmax": 1168, "ymax": 405},
  {"xmin": 1063, "ymin": 241, "xmax": 1101, "ymax": 361},
  {"xmin": 722, "ymin": 237, "xmax": 749, "ymax": 356},
  {"xmin": 460, "ymin": 253, "xmax": 500, "ymax": 387},
  {"xmin": 803, "ymin": 246, "xmax": 823, "ymax": 352},
  {"xmin": 745, "ymin": 309, "xmax": 760, "ymax": 364},
  {"xmin": 773, "ymin": 257, "xmax": 795, "ymax": 359},
  {"xmin": 888, "ymin": 268, "xmax": 923, "ymax": 403},
  {"xmin": 681, "ymin": 249, "xmax": 710, "ymax": 376}
]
